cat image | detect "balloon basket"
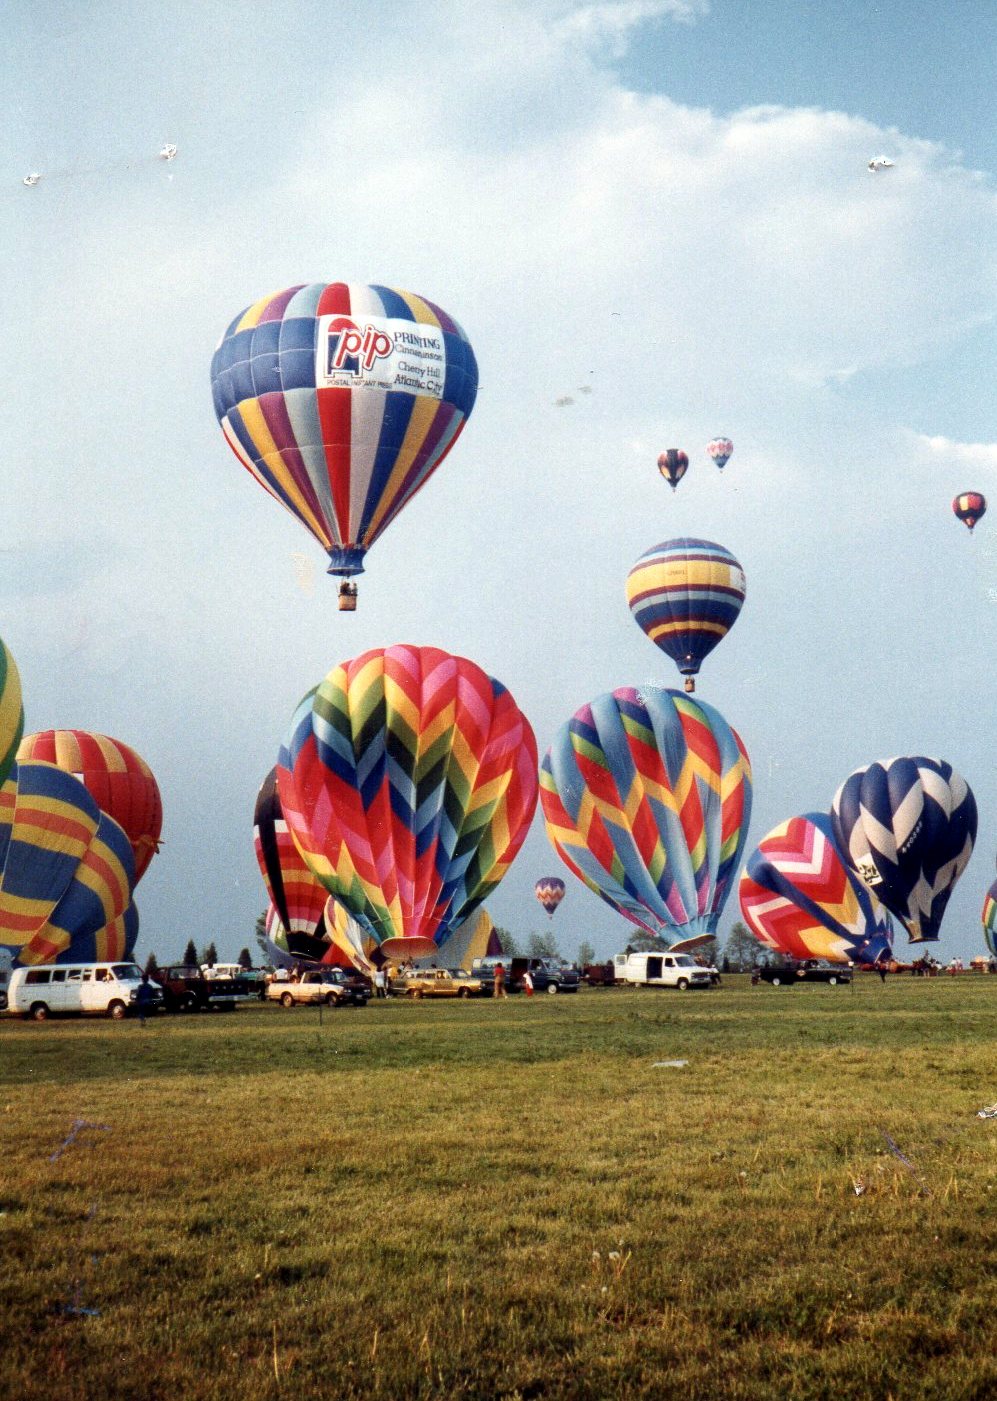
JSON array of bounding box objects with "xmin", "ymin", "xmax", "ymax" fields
[
  {"xmin": 338, "ymin": 582, "xmax": 358, "ymax": 612},
  {"xmin": 684, "ymin": 677, "xmax": 695, "ymax": 693}
]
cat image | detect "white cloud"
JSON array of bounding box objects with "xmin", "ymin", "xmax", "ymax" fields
[
  {"xmin": 913, "ymin": 433, "xmax": 997, "ymax": 473},
  {"xmin": 553, "ymin": 1, "xmax": 709, "ymax": 52}
]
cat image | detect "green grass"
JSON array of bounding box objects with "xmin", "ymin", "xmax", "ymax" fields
[{"xmin": 3, "ymin": 976, "xmax": 997, "ymax": 1399}]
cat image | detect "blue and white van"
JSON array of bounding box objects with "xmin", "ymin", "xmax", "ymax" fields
[{"xmin": 5, "ymin": 962, "xmax": 160, "ymax": 1020}]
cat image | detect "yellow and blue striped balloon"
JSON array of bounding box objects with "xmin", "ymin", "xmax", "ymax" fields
[
  {"xmin": 626, "ymin": 538, "xmax": 745, "ymax": 692},
  {"xmin": 0, "ymin": 638, "xmax": 24, "ymax": 788}
]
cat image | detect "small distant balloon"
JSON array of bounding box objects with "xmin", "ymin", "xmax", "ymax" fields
[
  {"xmin": 535, "ymin": 877, "xmax": 566, "ymax": 919},
  {"xmin": 707, "ymin": 438, "xmax": 733, "ymax": 470},
  {"xmin": 657, "ymin": 449, "xmax": 689, "ymax": 491},
  {"xmin": 953, "ymin": 492, "xmax": 986, "ymax": 532}
]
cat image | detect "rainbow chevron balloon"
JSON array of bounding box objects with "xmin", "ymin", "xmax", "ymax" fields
[
  {"xmin": 739, "ymin": 812, "xmax": 893, "ymax": 965},
  {"xmin": 540, "ymin": 687, "xmax": 751, "ymax": 942},
  {"xmin": 0, "ymin": 762, "xmax": 136, "ymax": 966},
  {"xmin": 626, "ymin": 538, "xmax": 745, "ymax": 692},
  {"xmin": 982, "ymin": 880, "xmax": 997, "ymax": 958},
  {"xmin": 277, "ymin": 645, "xmax": 539, "ymax": 959},
  {"xmin": 0, "ymin": 638, "xmax": 24, "ymax": 789}
]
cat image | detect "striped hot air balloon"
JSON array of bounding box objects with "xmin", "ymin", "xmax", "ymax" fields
[
  {"xmin": 253, "ymin": 768, "xmax": 346, "ymax": 964},
  {"xmin": 626, "ymin": 538, "xmax": 745, "ymax": 693},
  {"xmin": 535, "ymin": 876, "xmax": 566, "ymax": 918},
  {"xmin": 832, "ymin": 757, "xmax": 977, "ymax": 943},
  {"xmin": 210, "ymin": 283, "xmax": 479, "ymax": 609},
  {"xmin": 0, "ymin": 638, "xmax": 24, "ymax": 789},
  {"xmin": 982, "ymin": 879, "xmax": 997, "ymax": 958},
  {"xmin": 17, "ymin": 731, "xmax": 162, "ymax": 883},
  {"xmin": 0, "ymin": 762, "xmax": 136, "ymax": 966},
  {"xmin": 276, "ymin": 645, "xmax": 539, "ymax": 961},
  {"xmin": 541, "ymin": 687, "xmax": 752, "ymax": 945},
  {"xmin": 739, "ymin": 812, "xmax": 893, "ymax": 965},
  {"xmin": 953, "ymin": 491, "xmax": 986, "ymax": 532}
]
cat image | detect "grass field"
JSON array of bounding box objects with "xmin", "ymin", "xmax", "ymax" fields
[{"xmin": 3, "ymin": 975, "xmax": 997, "ymax": 1400}]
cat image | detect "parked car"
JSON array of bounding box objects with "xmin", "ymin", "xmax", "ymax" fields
[
  {"xmin": 753, "ymin": 960, "xmax": 851, "ymax": 987},
  {"xmin": 581, "ymin": 962, "xmax": 617, "ymax": 987},
  {"xmin": 154, "ymin": 964, "xmax": 252, "ymax": 1012},
  {"xmin": 470, "ymin": 956, "xmax": 581, "ymax": 994},
  {"xmin": 614, "ymin": 952, "xmax": 714, "ymax": 990},
  {"xmin": 266, "ymin": 968, "xmax": 369, "ymax": 1007},
  {"xmin": 398, "ymin": 967, "xmax": 488, "ymax": 999},
  {"xmin": 6, "ymin": 962, "xmax": 163, "ymax": 1020}
]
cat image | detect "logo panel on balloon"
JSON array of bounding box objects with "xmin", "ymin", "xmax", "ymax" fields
[{"xmin": 316, "ymin": 314, "xmax": 446, "ymax": 398}]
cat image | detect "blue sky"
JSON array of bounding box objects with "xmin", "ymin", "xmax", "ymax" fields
[{"xmin": 3, "ymin": 0, "xmax": 997, "ymax": 965}]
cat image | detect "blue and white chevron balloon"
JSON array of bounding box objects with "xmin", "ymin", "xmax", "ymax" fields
[{"xmin": 831, "ymin": 756, "xmax": 976, "ymax": 943}]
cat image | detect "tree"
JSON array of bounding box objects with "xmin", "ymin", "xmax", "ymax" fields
[
  {"xmin": 202, "ymin": 941, "xmax": 218, "ymax": 969},
  {"xmin": 254, "ymin": 911, "xmax": 270, "ymax": 964},
  {"xmin": 144, "ymin": 951, "xmax": 160, "ymax": 978},
  {"xmin": 237, "ymin": 947, "xmax": 253, "ymax": 971},
  {"xmin": 624, "ymin": 933, "xmax": 669, "ymax": 953},
  {"xmin": 183, "ymin": 938, "xmax": 198, "ymax": 968},
  {"xmin": 528, "ymin": 929, "xmax": 560, "ymax": 959},
  {"xmin": 493, "ymin": 925, "xmax": 521, "ymax": 957},
  {"xmin": 577, "ymin": 939, "xmax": 596, "ymax": 969},
  {"xmin": 723, "ymin": 920, "xmax": 764, "ymax": 972},
  {"xmin": 695, "ymin": 936, "xmax": 719, "ymax": 967}
]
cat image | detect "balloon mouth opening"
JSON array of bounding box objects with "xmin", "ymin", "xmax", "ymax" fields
[
  {"xmin": 326, "ymin": 546, "xmax": 366, "ymax": 577},
  {"xmin": 379, "ymin": 936, "xmax": 439, "ymax": 962}
]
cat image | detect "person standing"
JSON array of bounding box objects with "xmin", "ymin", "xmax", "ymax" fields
[
  {"xmin": 493, "ymin": 962, "xmax": 507, "ymax": 999},
  {"xmin": 522, "ymin": 969, "xmax": 534, "ymax": 998},
  {"xmin": 374, "ymin": 967, "xmax": 387, "ymax": 999},
  {"xmin": 135, "ymin": 972, "xmax": 157, "ymax": 1027}
]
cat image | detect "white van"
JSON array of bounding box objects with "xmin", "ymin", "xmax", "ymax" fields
[
  {"xmin": 613, "ymin": 951, "xmax": 713, "ymax": 990},
  {"xmin": 5, "ymin": 962, "xmax": 160, "ymax": 1021}
]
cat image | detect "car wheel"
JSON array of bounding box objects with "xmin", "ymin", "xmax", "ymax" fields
[
  {"xmin": 828, "ymin": 976, "xmax": 838, "ymax": 985},
  {"xmin": 458, "ymin": 988, "xmax": 470, "ymax": 999},
  {"xmin": 411, "ymin": 989, "xmax": 424, "ymax": 1000},
  {"xmin": 770, "ymin": 976, "xmax": 782, "ymax": 986},
  {"xmin": 547, "ymin": 982, "xmax": 559, "ymax": 995},
  {"xmin": 183, "ymin": 993, "xmax": 199, "ymax": 1013},
  {"xmin": 280, "ymin": 992, "xmax": 295, "ymax": 1008},
  {"xmin": 30, "ymin": 1002, "xmax": 50, "ymax": 1022},
  {"xmin": 108, "ymin": 1001, "xmax": 127, "ymax": 1020},
  {"xmin": 676, "ymin": 978, "xmax": 690, "ymax": 991},
  {"xmin": 325, "ymin": 992, "xmax": 339, "ymax": 1006}
]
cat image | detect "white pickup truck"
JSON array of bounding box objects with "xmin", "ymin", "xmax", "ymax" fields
[{"xmin": 614, "ymin": 952, "xmax": 715, "ymax": 989}]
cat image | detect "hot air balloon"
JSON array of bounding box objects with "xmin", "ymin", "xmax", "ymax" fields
[
  {"xmin": 831, "ymin": 757, "xmax": 976, "ymax": 943},
  {"xmin": 535, "ymin": 876, "xmax": 565, "ymax": 919},
  {"xmin": 253, "ymin": 768, "xmax": 347, "ymax": 964},
  {"xmin": 707, "ymin": 438, "xmax": 733, "ymax": 470},
  {"xmin": 540, "ymin": 687, "xmax": 751, "ymax": 944},
  {"xmin": 657, "ymin": 449, "xmax": 689, "ymax": 490},
  {"xmin": 739, "ymin": 812, "xmax": 893, "ymax": 965},
  {"xmin": 953, "ymin": 492, "xmax": 986, "ymax": 532},
  {"xmin": 0, "ymin": 638, "xmax": 23, "ymax": 789},
  {"xmin": 626, "ymin": 538, "xmax": 745, "ymax": 693},
  {"xmin": 210, "ymin": 283, "xmax": 479, "ymax": 610},
  {"xmin": 0, "ymin": 762, "xmax": 136, "ymax": 966},
  {"xmin": 982, "ymin": 880, "xmax": 997, "ymax": 958},
  {"xmin": 17, "ymin": 731, "xmax": 162, "ymax": 883},
  {"xmin": 276, "ymin": 645, "xmax": 539, "ymax": 961}
]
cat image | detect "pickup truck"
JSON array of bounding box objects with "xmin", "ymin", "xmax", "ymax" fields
[
  {"xmin": 753, "ymin": 961, "xmax": 851, "ymax": 987},
  {"xmin": 266, "ymin": 968, "xmax": 370, "ymax": 1008},
  {"xmin": 153, "ymin": 964, "xmax": 252, "ymax": 1012}
]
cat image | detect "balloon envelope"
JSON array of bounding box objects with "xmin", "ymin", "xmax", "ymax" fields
[
  {"xmin": 210, "ymin": 283, "xmax": 478, "ymax": 588},
  {"xmin": 535, "ymin": 876, "xmax": 566, "ymax": 917},
  {"xmin": 953, "ymin": 491, "xmax": 986, "ymax": 532},
  {"xmin": 626, "ymin": 538, "xmax": 745, "ymax": 691},
  {"xmin": 254, "ymin": 767, "xmax": 339, "ymax": 962},
  {"xmin": 832, "ymin": 756, "xmax": 976, "ymax": 942},
  {"xmin": 0, "ymin": 762, "xmax": 136, "ymax": 966},
  {"xmin": 277, "ymin": 645, "xmax": 539, "ymax": 960},
  {"xmin": 983, "ymin": 880, "xmax": 997, "ymax": 958},
  {"xmin": 707, "ymin": 438, "xmax": 733, "ymax": 470},
  {"xmin": 739, "ymin": 812, "xmax": 893, "ymax": 965},
  {"xmin": 18, "ymin": 730, "xmax": 162, "ymax": 883},
  {"xmin": 540, "ymin": 687, "xmax": 752, "ymax": 942},
  {"xmin": 657, "ymin": 449, "xmax": 688, "ymax": 490},
  {"xmin": 0, "ymin": 639, "xmax": 23, "ymax": 790}
]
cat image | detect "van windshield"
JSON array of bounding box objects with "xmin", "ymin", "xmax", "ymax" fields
[
  {"xmin": 112, "ymin": 964, "xmax": 142, "ymax": 981},
  {"xmin": 673, "ymin": 955, "xmax": 697, "ymax": 967}
]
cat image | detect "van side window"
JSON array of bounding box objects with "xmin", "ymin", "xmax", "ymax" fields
[
  {"xmin": 25, "ymin": 970, "xmax": 51, "ymax": 984},
  {"xmin": 81, "ymin": 970, "xmax": 93, "ymax": 982},
  {"xmin": 67, "ymin": 969, "xmax": 82, "ymax": 982},
  {"xmin": 94, "ymin": 969, "xmax": 110, "ymax": 983},
  {"xmin": 51, "ymin": 970, "xmax": 67, "ymax": 982}
]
